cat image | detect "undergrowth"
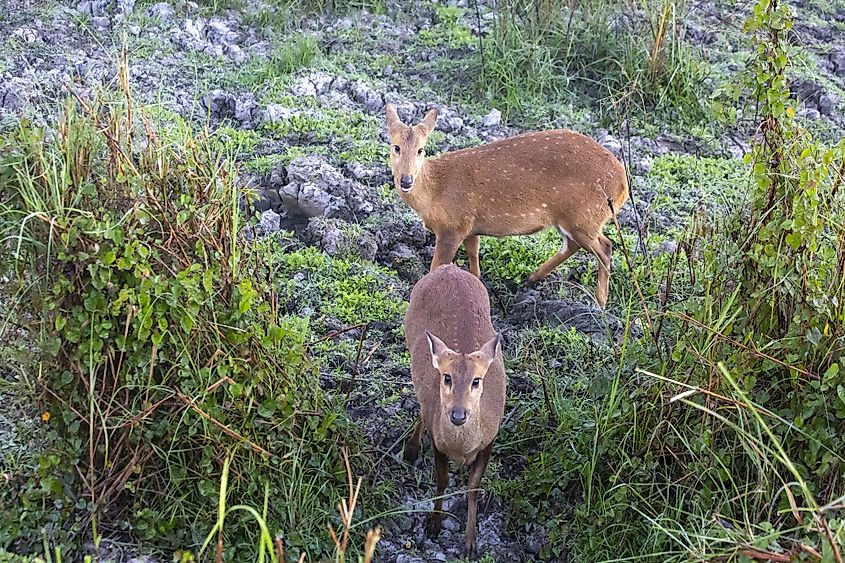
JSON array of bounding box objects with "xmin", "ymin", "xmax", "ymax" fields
[{"xmin": 0, "ymin": 76, "xmax": 376, "ymax": 560}]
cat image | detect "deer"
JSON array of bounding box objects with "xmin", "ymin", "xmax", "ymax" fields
[
  {"xmin": 403, "ymin": 263, "xmax": 505, "ymax": 558},
  {"xmin": 385, "ymin": 103, "xmax": 629, "ymax": 308}
]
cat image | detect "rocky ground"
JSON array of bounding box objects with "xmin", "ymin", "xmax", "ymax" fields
[{"xmin": 1, "ymin": 0, "xmax": 845, "ymax": 561}]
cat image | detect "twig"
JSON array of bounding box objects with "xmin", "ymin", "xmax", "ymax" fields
[{"xmin": 175, "ymin": 391, "xmax": 273, "ymax": 458}]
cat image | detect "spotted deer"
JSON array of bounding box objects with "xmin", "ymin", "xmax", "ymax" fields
[
  {"xmin": 403, "ymin": 263, "xmax": 505, "ymax": 557},
  {"xmin": 385, "ymin": 103, "xmax": 629, "ymax": 308}
]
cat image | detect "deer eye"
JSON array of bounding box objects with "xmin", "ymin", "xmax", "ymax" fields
[
  {"xmin": 417, "ymin": 147, "xmax": 424, "ymax": 156},
  {"xmin": 472, "ymin": 378, "xmax": 481, "ymax": 388},
  {"xmin": 393, "ymin": 145, "xmax": 401, "ymax": 154},
  {"xmin": 443, "ymin": 374, "xmax": 452, "ymax": 386}
]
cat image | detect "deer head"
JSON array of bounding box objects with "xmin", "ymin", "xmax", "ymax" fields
[
  {"xmin": 385, "ymin": 103, "xmax": 437, "ymax": 193},
  {"xmin": 426, "ymin": 331, "xmax": 501, "ymax": 427}
]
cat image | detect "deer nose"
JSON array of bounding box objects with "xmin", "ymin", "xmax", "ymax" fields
[
  {"xmin": 399, "ymin": 175, "xmax": 414, "ymax": 191},
  {"xmin": 450, "ymin": 408, "xmax": 467, "ymax": 426}
]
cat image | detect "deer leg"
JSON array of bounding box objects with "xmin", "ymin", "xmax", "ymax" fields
[
  {"xmin": 463, "ymin": 235, "xmax": 481, "ymax": 277},
  {"xmin": 464, "ymin": 441, "xmax": 494, "ymax": 558},
  {"xmin": 430, "ymin": 232, "xmax": 463, "ymax": 272},
  {"xmin": 403, "ymin": 415, "xmax": 425, "ymax": 464},
  {"xmin": 426, "ymin": 446, "xmax": 450, "ymax": 538},
  {"xmin": 576, "ymin": 233, "xmax": 613, "ymax": 308},
  {"xmin": 526, "ymin": 235, "xmax": 581, "ymax": 285}
]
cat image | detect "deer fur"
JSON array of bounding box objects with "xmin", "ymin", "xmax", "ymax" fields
[
  {"xmin": 403, "ymin": 264, "xmax": 505, "ymax": 557},
  {"xmin": 385, "ymin": 103, "xmax": 629, "ymax": 308}
]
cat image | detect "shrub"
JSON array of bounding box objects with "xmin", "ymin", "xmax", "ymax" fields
[{"xmin": 0, "ymin": 83, "xmax": 365, "ymax": 559}]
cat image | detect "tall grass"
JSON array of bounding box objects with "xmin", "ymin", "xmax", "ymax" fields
[{"xmin": 479, "ymin": 0, "xmax": 708, "ymax": 122}]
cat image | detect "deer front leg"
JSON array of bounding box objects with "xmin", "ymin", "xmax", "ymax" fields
[
  {"xmin": 464, "ymin": 441, "xmax": 493, "ymax": 557},
  {"xmin": 426, "ymin": 446, "xmax": 450, "ymax": 537},
  {"xmin": 403, "ymin": 416, "xmax": 425, "ymax": 464},
  {"xmin": 430, "ymin": 232, "xmax": 463, "ymax": 272}
]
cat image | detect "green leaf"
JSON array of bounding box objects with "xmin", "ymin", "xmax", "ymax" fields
[{"xmin": 258, "ymin": 399, "xmax": 276, "ymax": 418}]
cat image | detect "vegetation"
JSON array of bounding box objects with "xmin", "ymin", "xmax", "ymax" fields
[{"xmin": 0, "ymin": 84, "xmax": 375, "ymax": 560}]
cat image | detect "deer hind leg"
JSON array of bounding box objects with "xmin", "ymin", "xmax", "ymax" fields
[
  {"xmin": 463, "ymin": 235, "xmax": 481, "ymax": 277},
  {"xmin": 426, "ymin": 446, "xmax": 450, "ymax": 537},
  {"xmin": 526, "ymin": 227, "xmax": 581, "ymax": 285},
  {"xmin": 430, "ymin": 232, "xmax": 463, "ymax": 272},
  {"xmin": 575, "ymin": 232, "xmax": 613, "ymax": 308},
  {"xmin": 403, "ymin": 415, "xmax": 425, "ymax": 464}
]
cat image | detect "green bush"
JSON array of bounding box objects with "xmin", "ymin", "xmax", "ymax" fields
[
  {"xmin": 0, "ymin": 87, "xmax": 365, "ymax": 559},
  {"xmin": 496, "ymin": 1, "xmax": 845, "ymax": 558}
]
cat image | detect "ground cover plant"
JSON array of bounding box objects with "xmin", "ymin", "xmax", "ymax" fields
[{"xmin": 0, "ymin": 0, "xmax": 844, "ymax": 561}]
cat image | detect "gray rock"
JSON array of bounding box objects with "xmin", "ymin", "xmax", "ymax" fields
[
  {"xmin": 441, "ymin": 517, "xmax": 460, "ymax": 532},
  {"xmin": 183, "ymin": 18, "xmax": 205, "ymax": 42},
  {"xmin": 481, "ymin": 108, "xmax": 502, "ymax": 127},
  {"xmin": 654, "ymin": 240, "xmax": 678, "ymax": 255},
  {"xmin": 290, "ymin": 75, "xmax": 317, "ymax": 97},
  {"xmin": 117, "ymin": 0, "xmax": 135, "ymax": 13},
  {"xmin": 207, "ymin": 19, "xmax": 238, "ymax": 45},
  {"xmin": 11, "ymin": 26, "xmax": 38, "ymax": 43},
  {"xmin": 148, "ymin": 2, "xmax": 174, "ymax": 21},
  {"xmin": 304, "ymin": 217, "xmax": 378, "ymax": 261},
  {"xmin": 352, "ymin": 81, "xmax": 384, "ymax": 114},
  {"xmin": 510, "ymin": 290, "xmax": 629, "ymax": 340},
  {"xmin": 261, "ymin": 104, "xmax": 309, "ymax": 124},
  {"xmin": 227, "ymin": 44, "xmax": 247, "ymax": 63},
  {"xmin": 818, "ymin": 91, "xmax": 841, "ymax": 116},
  {"xmin": 799, "ymin": 107, "xmax": 821, "ymax": 121},
  {"xmin": 1, "ymin": 87, "xmax": 27, "ymax": 112},
  {"xmin": 280, "ymin": 156, "xmax": 375, "ymax": 220},
  {"xmin": 202, "ymin": 90, "xmax": 236, "ymax": 120},
  {"xmin": 345, "ymin": 162, "xmax": 390, "ymax": 185},
  {"xmin": 597, "ymin": 129, "xmax": 623, "ymax": 158},
  {"xmin": 385, "ymin": 99, "xmax": 417, "ymax": 123},
  {"xmin": 831, "ymin": 48, "xmax": 845, "ymax": 77},
  {"xmin": 260, "ymin": 209, "xmax": 281, "ymax": 233},
  {"xmin": 234, "ymin": 94, "xmax": 258, "ymax": 126},
  {"xmin": 92, "ymin": 16, "xmax": 111, "ymax": 27}
]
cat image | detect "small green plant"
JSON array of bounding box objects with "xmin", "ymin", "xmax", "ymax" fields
[
  {"xmin": 275, "ymin": 247, "xmax": 407, "ymax": 326},
  {"xmin": 420, "ymin": 6, "xmax": 475, "ymax": 49}
]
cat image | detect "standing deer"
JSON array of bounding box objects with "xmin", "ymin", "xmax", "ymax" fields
[
  {"xmin": 403, "ymin": 263, "xmax": 505, "ymax": 558},
  {"xmin": 385, "ymin": 103, "xmax": 629, "ymax": 308}
]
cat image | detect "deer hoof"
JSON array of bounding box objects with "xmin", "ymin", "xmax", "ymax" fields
[
  {"xmin": 425, "ymin": 516, "xmax": 442, "ymax": 538},
  {"xmin": 402, "ymin": 441, "xmax": 419, "ymax": 464},
  {"xmin": 464, "ymin": 539, "xmax": 478, "ymax": 558}
]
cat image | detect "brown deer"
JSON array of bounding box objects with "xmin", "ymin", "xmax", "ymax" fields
[
  {"xmin": 385, "ymin": 103, "xmax": 629, "ymax": 308},
  {"xmin": 403, "ymin": 263, "xmax": 505, "ymax": 557}
]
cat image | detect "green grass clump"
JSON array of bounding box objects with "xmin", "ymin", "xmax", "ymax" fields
[
  {"xmin": 276, "ymin": 247, "xmax": 407, "ymax": 325},
  {"xmin": 242, "ymin": 34, "xmax": 320, "ymax": 87},
  {"xmin": 478, "ymin": 229, "xmax": 563, "ymax": 283},
  {"xmin": 643, "ymin": 153, "xmax": 748, "ymax": 223},
  {"xmin": 0, "ymin": 85, "xmax": 370, "ymax": 559}
]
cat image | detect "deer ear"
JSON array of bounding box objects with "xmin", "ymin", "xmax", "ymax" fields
[
  {"xmin": 471, "ymin": 333, "xmax": 502, "ymax": 372},
  {"xmin": 418, "ymin": 108, "xmax": 438, "ymax": 135},
  {"xmin": 386, "ymin": 103, "xmax": 401, "ymax": 130},
  {"xmin": 426, "ymin": 331, "xmax": 452, "ymax": 371}
]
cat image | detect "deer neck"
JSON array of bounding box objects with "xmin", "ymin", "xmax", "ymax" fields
[
  {"xmin": 432, "ymin": 407, "xmax": 484, "ymax": 466},
  {"xmin": 399, "ymin": 159, "xmax": 440, "ymax": 217}
]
